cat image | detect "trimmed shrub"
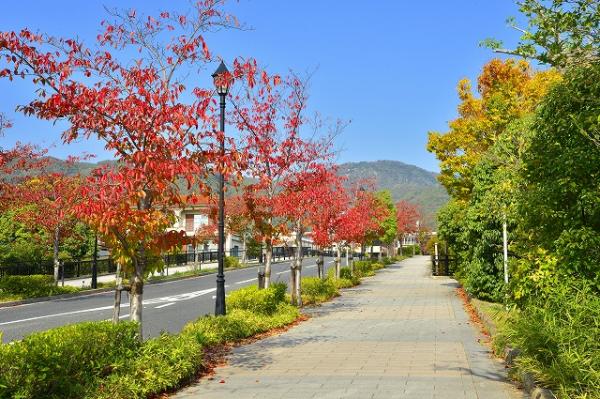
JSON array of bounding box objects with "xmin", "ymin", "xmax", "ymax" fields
[
  {"xmin": 382, "ymin": 257, "xmax": 394, "ymax": 266},
  {"xmin": 0, "ymin": 274, "xmax": 80, "ymax": 300},
  {"xmin": 337, "ymin": 267, "xmax": 360, "ymax": 287},
  {"xmin": 353, "ymin": 261, "xmax": 376, "ymax": 278},
  {"xmin": 371, "ymin": 262, "xmax": 384, "ymax": 270},
  {"xmin": 301, "ymin": 276, "xmax": 338, "ymax": 305},
  {"xmin": 95, "ymin": 332, "xmax": 202, "ymax": 399},
  {"xmin": 0, "ymin": 321, "xmax": 140, "ymax": 399},
  {"xmin": 226, "ymin": 283, "xmax": 286, "ymax": 315},
  {"xmin": 224, "ymin": 256, "xmax": 241, "ymax": 268},
  {"xmin": 183, "ymin": 304, "xmax": 299, "ymax": 346},
  {"xmin": 339, "ymin": 266, "xmax": 352, "ymax": 280}
]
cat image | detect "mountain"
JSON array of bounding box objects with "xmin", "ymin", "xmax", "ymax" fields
[
  {"xmin": 40, "ymin": 158, "xmax": 447, "ymax": 228},
  {"xmin": 337, "ymin": 160, "xmax": 447, "ymax": 229}
]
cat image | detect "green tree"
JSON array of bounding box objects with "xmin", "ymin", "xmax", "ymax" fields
[
  {"xmin": 516, "ymin": 62, "xmax": 600, "ymax": 292},
  {"xmin": 483, "ymin": 0, "xmax": 599, "ymax": 69},
  {"xmin": 0, "ymin": 209, "xmax": 51, "ymax": 264},
  {"xmin": 374, "ymin": 191, "xmax": 397, "ymax": 258}
]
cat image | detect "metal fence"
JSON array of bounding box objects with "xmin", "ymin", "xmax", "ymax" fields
[
  {"xmin": 0, "ymin": 246, "xmax": 324, "ymax": 279},
  {"xmin": 431, "ymin": 251, "xmax": 455, "ymax": 276}
]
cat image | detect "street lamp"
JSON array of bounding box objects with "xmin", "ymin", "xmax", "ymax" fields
[{"xmin": 212, "ymin": 60, "xmax": 231, "ymax": 316}]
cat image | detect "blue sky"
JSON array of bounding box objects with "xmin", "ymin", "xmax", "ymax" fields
[{"xmin": 0, "ymin": 0, "xmax": 525, "ymax": 172}]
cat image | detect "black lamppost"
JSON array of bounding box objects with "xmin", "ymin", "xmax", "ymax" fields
[{"xmin": 212, "ymin": 61, "xmax": 230, "ymax": 316}]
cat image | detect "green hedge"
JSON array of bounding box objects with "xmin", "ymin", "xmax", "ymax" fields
[
  {"xmin": 301, "ymin": 277, "xmax": 338, "ymax": 305},
  {"xmin": 93, "ymin": 332, "xmax": 202, "ymax": 399},
  {"xmin": 353, "ymin": 260, "xmax": 376, "ymax": 278},
  {"xmin": 224, "ymin": 256, "xmax": 241, "ymax": 269},
  {"xmin": 226, "ymin": 282, "xmax": 286, "ymax": 315},
  {"xmin": 0, "ymin": 275, "xmax": 80, "ymax": 301},
  {"xmin": 0, "ymin": 321, "xmax": 140, "ymax": 399}
]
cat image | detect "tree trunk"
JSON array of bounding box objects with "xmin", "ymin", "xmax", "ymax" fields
[
  {"xmin": 263, "ymin": 238, "xmax": 273, "ymax": 288},
  {"xmin": 290, "ymin": 224, "xmax": 303, "ymax": 306},
  {"xmin": 317, "ymin": 249, "xmax": 325, "ymax": 280},
  {"xmin": 112, "ymin": 262, "xmax": 123, "ymax": 324},
  {"xmin": 345, "ymin": 246, "xmax": 349, "ymax": 267},
  {"xmin": 53, "ymin": 227, "xmax": 60, "ymax": 286},
  {"xmin": 335, "ymin": 246, "xmax": 341, "ymax": 279},
  {"xmin": 129, "ymin": 253, "xmax": 144, "ymax": 339},
  {"xmin": 349, "ymin": 245, "xmax": 354, "ymax": 274},
  {"xmin": 241, "ymin": 234, "xmax": 247, "ymax": 266}
]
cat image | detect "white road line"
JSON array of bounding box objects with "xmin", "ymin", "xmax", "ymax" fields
[
  {"xmin": 276, "ymin": 270, "xmax": 289, "ymax": 275},
  {"xmin": 211, "ymin": 295, "xmax": 216, "ymax": 299},
  {"xmin": 0, "ymin": 305, "xmax": 115, "ymax": 326},
  {"xmin": 154, "ymin": 302, "xmax": 175, "ymax": 309},
  {"xmin": 235, "ymin": 278, "xmax": 258, "ymax": 285},
  {"xmin": 0, "ymin": 287, "xmax": 217, "ymax": 326},
  {"xmin": 103, "ymin": 313, "xmax": 130, "ymax": 321}
]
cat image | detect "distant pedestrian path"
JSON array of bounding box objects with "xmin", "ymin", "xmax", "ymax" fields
[{"xmin": 173, "ymin": 256, "xmax": 524, "ymax": 399}]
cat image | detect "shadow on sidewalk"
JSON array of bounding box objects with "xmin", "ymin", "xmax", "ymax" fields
[
  {"xmin": 303, "ymin": 296, "xmax": 362, "ymax": 318},
  {"xmin": 437, "ymin": 365, "xmax": 509, "ymax": 383},
  {"xmin": 228, "ymin": 334, "xmax": 335, "ymax": 371}
]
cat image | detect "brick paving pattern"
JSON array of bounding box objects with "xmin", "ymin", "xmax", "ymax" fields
[{"xmin": 173, "ymin": 256, "xmax": 525, "ymax": 399}]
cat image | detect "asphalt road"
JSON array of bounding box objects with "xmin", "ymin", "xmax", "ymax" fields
[{"xmin": 0, "ymin": 257, "xmax": 335, "ymax": 342}]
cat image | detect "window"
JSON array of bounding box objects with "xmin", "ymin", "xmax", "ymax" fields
[
  {"xmin": 185, "ymin": 213, "xmax": 209, "ymax": 232},
  {"xmin": 194, "ymin": 214, "xmax": 208, "ymax": 230}
]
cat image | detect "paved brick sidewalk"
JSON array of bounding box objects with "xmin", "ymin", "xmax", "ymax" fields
[{"xmin": 173, "ymin": 256, "xmax": 524, "ymax": 399}]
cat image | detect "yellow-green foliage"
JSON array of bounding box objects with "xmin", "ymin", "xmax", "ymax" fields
[
  {"xmin": 0, "ymin": 275, "xmax": 80, "ymax": 301},
  {"xmin": 226, "ymin": 282, "xmax": 286, "ymax": 315},
  {"xmin": 0, "ymin": 321, "xmax": 140, "ymax": 399},
  {"xmin": 301, "ymin": 277, "xmax": 338, "ymax": 305},
  {"xmin": 353, "ymin": 260, "xmax": 376, "ymax": 277},
  {"xmin": 371, "ymin": 262, "xmax": 384, "ymax": 270},
  {"xmin": 94, "ymin": 332, "xmax": 203, "ymax": 399},
  {"xmin": 224, "ymin": 256, "xmax": 241, "ymax": 268},
  {"xmin": 496, "ymin": 282, "xmax": 600, "ymax": 399}
]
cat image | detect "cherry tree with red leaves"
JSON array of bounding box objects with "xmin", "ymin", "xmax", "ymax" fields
[
  {"xmin": 395, "ymin": 200, "xmax": 421, "ymax": 255},
  {"xmin": 231, "ymin": 70, "xmax": 330, "ymax": 289},
  {"xmin": 0, "ymin": 2, "xmax": 255, "ymax": 331},
  {"xmin": 336, "ymin": 186, "xmax": 387, "ymax": 273},
  {"xmin": 276, "ymin": 162, "xmax": 340, "ymax": 305},
  {"xmin": 0, "ymin": 114, "xmax": 47, "ymax": 210},
  {"xmin": 304, "ymin": 167, "xmax": 348, "ymax": 280},
  {"xmin": 11, "ymin": 173, "xmax": 83, "ymax": 284},
  {"xmin": 225, "ymin": 194, "xmax": 255, "ymax": 265}
]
